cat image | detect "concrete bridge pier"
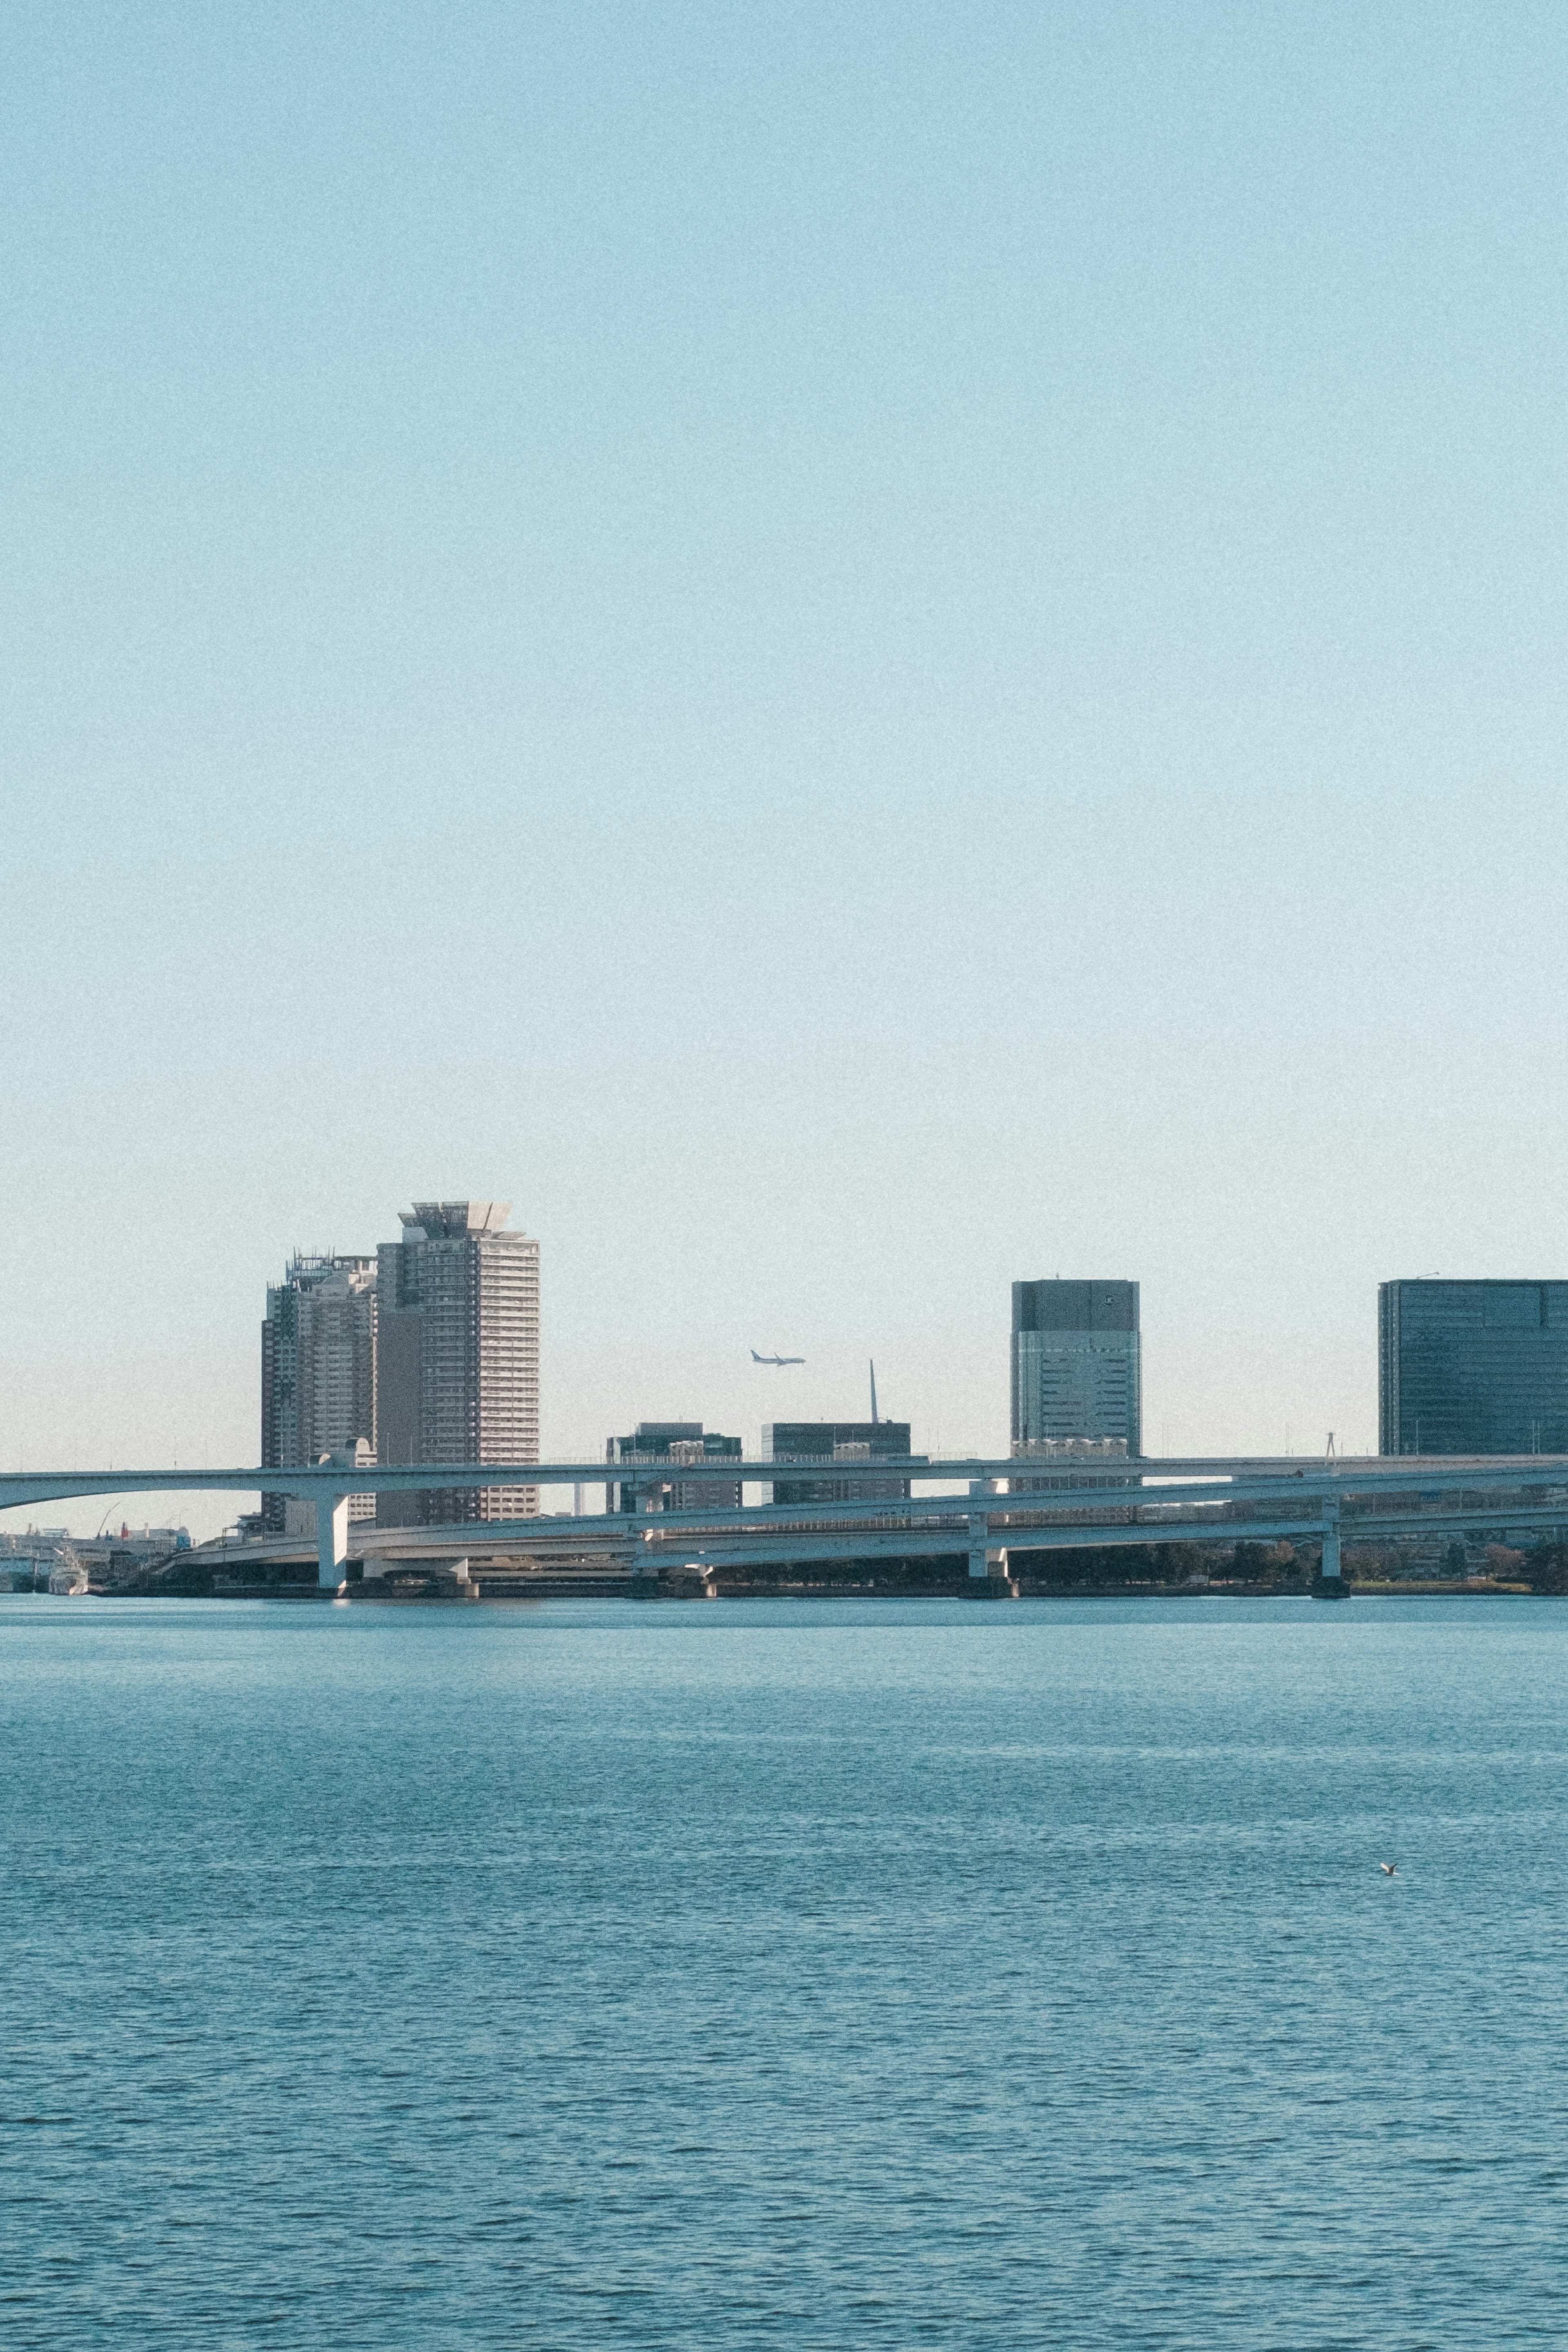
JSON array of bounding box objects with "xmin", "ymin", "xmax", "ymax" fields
[
  {"xmin": 1319, "ymin": 1505, "xmax": 1343, "ymax": 1585},
  {"xmin": 968, "ymin": 1481, "xmax": 1009, "ymax": 1587},
  {"xmin": 628, "ymin": 1485, "xmax": 661, "ymax": 1595},
  {"xmin": 316, "ymin": 1494, "xmax": 350, "ymax": 1590},
  {"xmin": 967, "ymin": 1480, "xmax": 990, "ymax": 1577}
]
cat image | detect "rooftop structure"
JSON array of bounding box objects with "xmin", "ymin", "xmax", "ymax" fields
[{"xmin": 403, "ymin": 1200, "xmax": 513, "ymax": 1237}]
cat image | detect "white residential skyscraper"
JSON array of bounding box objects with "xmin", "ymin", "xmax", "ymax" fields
[{"xmin": 374, "ymin": 1201, "xmax": 540, "ymax": 1525}]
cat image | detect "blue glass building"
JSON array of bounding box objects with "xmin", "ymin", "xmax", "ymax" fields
[{"xmin": 1378, "ymin": 1280, "xmax": 1568, "ymax": 1456}]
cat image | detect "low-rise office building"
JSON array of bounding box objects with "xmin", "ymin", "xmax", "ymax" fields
[
  {"xmin": 764, "ymin": 1420, "xmax": 914, "ymax": 1507},
  {"xmin": 606, "ymin": 1423, "xmax": 744, "ymax": 1513}
]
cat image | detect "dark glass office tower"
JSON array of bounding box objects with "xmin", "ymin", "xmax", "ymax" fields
[
  {"xmin": 1378, "ymin": 1280, "xmax": 1568, "ymax": 1455},
  {"xmin": 1011, "ymin": 1280, "xmax": 1141, "ymax": 1454}
]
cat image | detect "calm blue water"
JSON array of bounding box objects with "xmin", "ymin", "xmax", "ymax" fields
[{"xmin": 4, "ymin": 1594, "xmax": 1568, "ymax": 2349}]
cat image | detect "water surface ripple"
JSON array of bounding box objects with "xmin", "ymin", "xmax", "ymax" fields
[{"xmin": 4, "ymin": 1594, "xmax": 1567, "ymax": 2348}]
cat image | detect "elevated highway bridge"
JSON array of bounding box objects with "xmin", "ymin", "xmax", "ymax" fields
[{"xmin": 4, "ymin": 1454, "xmax": 1566, "ymax": 1591}]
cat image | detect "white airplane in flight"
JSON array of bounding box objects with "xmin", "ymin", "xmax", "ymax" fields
[{"xmin": 751, "ymin": 1349, "xmax": 805, "ymax": 1366}]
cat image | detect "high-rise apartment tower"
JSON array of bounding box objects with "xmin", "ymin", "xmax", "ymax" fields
[
  {"xmin": 261, "ymin": 1254, "xmax": 378, "ymax": 1532},
  {"xmin": 1011, "ymin": 1280, "xmax": 1141, "ymax": 1455},
  {"xmin": 374, "ymin": 1201, "xmax": 540, "ymax": 1525}
]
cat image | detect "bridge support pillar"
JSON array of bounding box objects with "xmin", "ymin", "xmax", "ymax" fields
[
  {"xmin": 1320, "ymin": 1508, "xmax": 1342, "ymax": 1583},
  {"xmin": 968, "ymin": 1480, "xmax": 1007, "ymax": 1582},
  {"xmin": 628, "ymin": 1526, "xmax": 660, "ymax": 1597},
  {"xmin": 969, "ymin": 1479, "xmax": 990, "ymax": 1577},
  {"xmin": 317, "ymin": 1493, "xmax": 350, "ymax": 1591}
]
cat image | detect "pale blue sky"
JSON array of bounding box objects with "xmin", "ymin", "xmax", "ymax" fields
[{"xmin": 4, "ymin": 3, "xmax": 1567, "ymax": 1532}]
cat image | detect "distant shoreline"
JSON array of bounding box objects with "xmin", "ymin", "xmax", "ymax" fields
[{"xmin": 12, "ymin": 1577, "xmax": 1550, "ymax": 1606}]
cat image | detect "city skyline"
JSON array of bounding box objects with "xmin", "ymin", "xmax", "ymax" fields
[{"xmin": 9, "ymin": 1201, "xmax": 1567, "ymax": 1538}]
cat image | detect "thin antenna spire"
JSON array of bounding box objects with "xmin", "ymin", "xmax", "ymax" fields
[{"xmin": 870, "ymin": 1359, "xmax": 879, "ymax": 1425}]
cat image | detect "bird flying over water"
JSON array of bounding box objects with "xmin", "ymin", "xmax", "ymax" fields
[{"xmin": 1379, "ymin": 1862, "xmax": 1397, "ymax": 1876}]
